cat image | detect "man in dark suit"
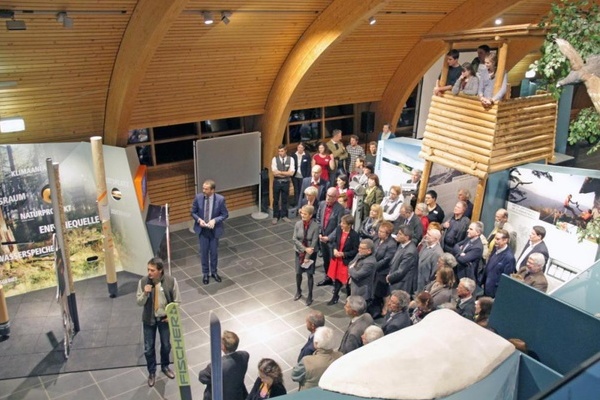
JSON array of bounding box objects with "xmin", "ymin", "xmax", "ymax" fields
[
  {"xmin": 191, "ymin": 179, "xmax": 229, "ymax": 285},
  {"xmin": 348, "ymin": 239, "xmax": 377, "ymax": 305},
  {"xmin": 291, "ymin": 142, "xmax": 311, "ymax": 207},
  {"xmin": 453, "ymin": 222, "xmax": 484, "ymax": 281},
  {"xmin": 394, "ymin": 204, "xmax": 423, "ymax": 246},
  {"xmin": 339, "ymin": 296, "xmax": 374, "ymax": 354},
  {"xmin": 198, "ymin": 331, "xmax": 249, "ymax": 400},
  {"xmin": 455, "ymin": 277, "xmax": 476, "ymax": 320},
  {"xmin": 370, "ymin": 221, "xmax": 397, "ymax": 317},
  {"xmin": 481, "ymin": 229, "xmax": 516, "ymax": 298},
  {"xmin": 299, "ymin": 165, "xmax": 329, "ymax": 204},
  {"xmin": 386, "ymin": 226, "xmax": 418, "ymax": 295},
  {"xmin": 381, "ymin": 290, "xmax": 411, "ymax": 335},
  {"xmin": 297, "ymin": 310, "xmax": 325, "ymax": 362},
  {"xmin": 316, "ymin": 187, "xmax": 345, "ymax": 286},
  {"xmin": 515, "ymin": 225, "xmax": 550, "ymax": 270}
]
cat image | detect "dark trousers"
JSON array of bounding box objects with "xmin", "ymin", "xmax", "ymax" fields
[
  {"xmin": 321, "ymin": 242, "xmax": 332, "ymax": 274},
  {"xmin": 292, "ymin": 176, "xmax": 303, "ymax": 207},
  {"xmin": 273, "ymin": 179, "xmax": 290, "ymax": 219},
  {"xmin": 143, "ymin": 320, "xmax": 171, "ymax": 374},
  {"xmin": 199, "ymin": 230, "xmax": 219, "ymax": 275}
]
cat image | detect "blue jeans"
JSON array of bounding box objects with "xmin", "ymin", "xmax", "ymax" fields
[{"xmin": 143, "ymin": 320, "xmax": 171, "ymax": 374}]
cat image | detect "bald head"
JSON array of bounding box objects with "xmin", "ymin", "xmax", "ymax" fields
[
  {"xmin": 426, "ymin": 228, "xmax": 442, "ymax": 245},
  {"xmin": 311, "ymin": 165, "xmax": 322, "ymax": 180},
  {"xmin": 326, "ymin": 187, "xmax": 339, "ymax": 205}
]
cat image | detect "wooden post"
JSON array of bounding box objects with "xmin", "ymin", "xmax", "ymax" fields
[
  {"xmin": 90, "ymin": 137, "xmax": 118, "ymax": 298},
  {"xmin": 47, "ymin": 158, "xmax": 80, "ymax": 332},
  {"xmin": 438, "ymin": 42, "xmax": 453, "ymax": 87},
  {"xmin": 494, "ymin": 41, "xmax": 509, "ymax": 98},
  {"xmin": 0, "ymin": 285, "xmax": 9, "ymax": 337},
  {"xmin": 472, "ymin": 177, "xmax": 488, "ymax": 221},
  {"xmin": 418, "ymin": 160, "xmax": 433, "ymax": 204}
]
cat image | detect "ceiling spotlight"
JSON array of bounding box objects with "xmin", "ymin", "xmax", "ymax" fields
[
  {"xmin": 494, "ymin": 18, "xmax": 503, "ymax": 26},
  {"xmin": 369, "ymin": 16, "xmax": 376, "ymax": 25},
  {"xmin": 202, "ymin": 11, "xmax": 214, "ymax": 25},
  {"xmin": 1, "ymin": 10, "xmax": 26, "ymax": 30},
  {"xmin": 56, "ymin": 11, "xmax": 73, "ymax": 28},
  {"xmin": 221, "ymin": 11, "xmax": 232, "ymax": 25},
  {"xmin": 0, "ymin": 117, "xmax": 25, "ymax": 133}
]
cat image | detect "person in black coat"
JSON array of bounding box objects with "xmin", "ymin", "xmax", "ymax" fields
[
  {"xmin": 386, "ymin": 226, "xmax": 418, "ymax": 295},
  {"xmin": 199, "ymin": 331, "xmax": 249, "ymax": 400},
  {"xmin": 297, "ymin": 310, "xmax": 325, "ymax": 362},
  {"xmin": 381, "ymin": 290, "xmax": 412, "ymax": 335},
  {"xmin": 452, "ymin": 222, "xmax": 484, "ymax": 281},
  {"xmin": 247, "ymin": 358, "xmax": 287, "ymax": 400}
]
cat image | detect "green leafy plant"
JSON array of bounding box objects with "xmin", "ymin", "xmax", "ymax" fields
[
  {"xmin": 537, "ymin": 0, "xmax": 600, "ymax": 98},
  {"xmin": 567, "ymin": 107, "xmax": 600, "ymax": 154},
  {"xmin": 537, "ymin": 0, "xmax": 600, "ymax": 243}
]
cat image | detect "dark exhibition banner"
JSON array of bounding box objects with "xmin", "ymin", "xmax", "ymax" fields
[{"xmin": 0, "ymin": 143, "xmax": 103, "ymax": 296}]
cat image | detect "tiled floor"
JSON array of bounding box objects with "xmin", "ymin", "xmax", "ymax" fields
[{"xmin": 0, "ymin": 215, "xmax": 353, "ymax": 399}]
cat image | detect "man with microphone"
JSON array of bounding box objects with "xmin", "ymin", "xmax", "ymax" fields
[{"xmin": 137, "ymin": 257, "xmax": 181, "ymax": 387}]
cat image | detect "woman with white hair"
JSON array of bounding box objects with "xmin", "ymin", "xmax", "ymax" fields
[{"xmin": 291, "ymin": 326, "xmax": 343, "ymax": 391}]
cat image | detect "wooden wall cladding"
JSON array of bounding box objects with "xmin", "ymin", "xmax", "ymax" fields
[
  {"xmin": 147, "ymin": 164, "xmax": 257, "ymax": 224},
  {"xmin": 420, "ymin": 94, "xmax": 556, "ymax": 179}
]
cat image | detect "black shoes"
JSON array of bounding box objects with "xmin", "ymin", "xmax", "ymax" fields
[
  {"xmin": 327, "ymin": 295, "xmax": 339, "ymax": 306},
  {"xmin": 162, "ymin": 367, "xmax": 175, "ymax": 379},
  {"xmin": 293, "ymin": 292, "xmax": 302, "ymax": 301},
  {"xmin": 202, "ymin": 275, "xmax": 209, "ymax": 285},
  {"xmin": 317, "ymin": 277, "xmax": 333, "ymax": 287},
  {"xmin": 305, "ymin": 297, "xmax": 313, "ymax": 306},
  {"xmin": 148, "ymin": 373, "xmax": 156, "ymax": 387},
  {"xmin": 211, "ymin": 273, "xmax": 222, "ymax": 283}
]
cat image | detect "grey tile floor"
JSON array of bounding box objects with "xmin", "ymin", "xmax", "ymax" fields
[{"xmin": 0, "ymin": 215, "xmax": 352, "ymax": 399}]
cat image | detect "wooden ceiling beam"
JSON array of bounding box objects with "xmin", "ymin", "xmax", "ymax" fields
[
  {"xmin": 103, "ymin": 0, "xmax": 188, "ymax": 146},
  {"xmin": 259, "ymin": 0, "xmax": 390, "ymax": 168}
]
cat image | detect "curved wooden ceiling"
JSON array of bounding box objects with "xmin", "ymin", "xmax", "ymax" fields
[{"xmin": 0, "ymin": 0, "xmax": 553, "ymax": 150}]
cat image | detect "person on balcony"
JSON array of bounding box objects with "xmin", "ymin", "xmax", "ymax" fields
[{"xmin": 478, "ymin": 52, "xmax": 508, "ymax": 107}]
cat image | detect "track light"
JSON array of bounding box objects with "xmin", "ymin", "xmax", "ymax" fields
[
  {"xmin": 0, "ymin": 117, "xmax": 25, "ymax": 133},
  {"xmin": 494, "ymin": 18, "xmax": 503, "ymax": 26},
  {"xmin": 369, "ymin": 16, "xmax": 376, "ymax": 25},
  {"xmin": 1, "ymin": 9, "xmax": 26, "ymax": 30},
  {"xmin": 202, "ymin": 11, "xmax": 214, "ymax": 25},
  {"xmin": 221, "ymin": 11, "xmax": 232, "ymax": 25},
  {"xmin": 56, "ymin": 11, "xmax": 73, "ymax": 28}
]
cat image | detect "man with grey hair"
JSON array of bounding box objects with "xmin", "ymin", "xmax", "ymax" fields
[
  {"xmin": 455, "ymin": 278, "xmax": 476, "ymax": 320},
  {"xmin": 339, "ymin": 296, "xmax": 374, "ymax": 354},
  {"xmin": 453, "ymin": 221, "xmax": 484, "ymax": 281},
  {"xmin": 292, "ymin": 326, "xmax": 343, "ymax": 391},
  {"xmin": 387, "ymin": 226, "xmax": 418, "ymax": 294},
  {"xmin": 442, "ymin": 201, "xmax": 470, "ymax": 252},
  {"xmin": 381, "ymin": 290, "xmax": 412, "ymax": 335},
  {"xmin": 416, "ymin": 229, "xmax": 444, "ymax": 292},
  {"xmin": 299, "ymin": 165, "xmax": 329, "ymax": 204},
  {"xmin": 362, "ymin": 325, "xmax": 385, "ymax": 344},
  {"xmin": 457, "ymin": 188, "xmax": 473, "ymax": 219},
  {"xmin": 300, "ymin": 185, "xmax": 319, "ymax": 209},
  {"xmin": 395, "ymin": 203, "xmax": 423, "ymax": 246},
  {"xmin": 515, "ymin": 252, "xmax": 548, "ymax": 293},
  {"xmin": 297, "ymin": 310, "xmax": 325, "ymax": 362},
  {"xmin": 348, "ymin": 239, "xmax": 377, "ymax": 304},
  {"xmin": 481, "ymin": 228, "xmax": 516, "ymax": 298},
  {"xmin": 486, "ymin": 208, "xmax": 517, "ymax": 258}
]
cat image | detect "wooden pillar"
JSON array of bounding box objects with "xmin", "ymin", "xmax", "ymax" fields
[
  {"xmin": 418, "ymin": 160, "xmax": 433, "ymax": 204},
  {"xmin": 494, "ymin": 41, "xmax": 509, "ymax": 98},
  {"xmin": 438, "ymin": 42, "xmax": 454, "ymax": 87},
  {"xmin": 0, "ymin": 285, "xmax": 9, "ymax": 337},
  {"xmin": 90, "ymin": 137, "xmax": 118, "ymax": 298},
  {"xmin": 472, "ymin": 177, "xmax": 488, "ymax": 221}
]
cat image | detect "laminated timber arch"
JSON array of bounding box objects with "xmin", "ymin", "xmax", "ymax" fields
[
  {"xmin": 104, "ymin": 0, "xmax": 189, "ymax": 147},
  {"xmin": 260, "ymin": 0, "xmax": 390, "ymax": 168},
  {"xmin": 375, "ymin": 0, "xmax": 526, "ymax": 133}
]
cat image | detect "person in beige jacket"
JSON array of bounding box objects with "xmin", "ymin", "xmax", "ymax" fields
[{"xmin": 291, "ymin": 326, "xmax": 343, "ymax": 390}]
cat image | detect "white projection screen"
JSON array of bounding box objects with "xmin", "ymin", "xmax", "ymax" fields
[{"xmin": 193, "ymin": 131, "xmax": 262, "ymax": 193}]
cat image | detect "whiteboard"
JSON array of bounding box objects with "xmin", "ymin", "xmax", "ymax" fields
[{"xmin": 193, "ymin": 131, "xmax": 261, "ymax": 193}]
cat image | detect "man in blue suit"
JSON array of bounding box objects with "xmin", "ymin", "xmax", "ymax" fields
[{"xmin": 191, "ymin": 179, "xmax": 229, "ymax": 284}]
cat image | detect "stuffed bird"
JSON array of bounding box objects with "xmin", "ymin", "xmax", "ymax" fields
[{"xmin": 555, "ymin": 38, "xmax": 600, "ymax": 115}]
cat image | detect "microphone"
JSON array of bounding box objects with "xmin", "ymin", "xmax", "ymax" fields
[{"xmin": 148, "ymin": 276, "xmax": 155, "ymax": 288}]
